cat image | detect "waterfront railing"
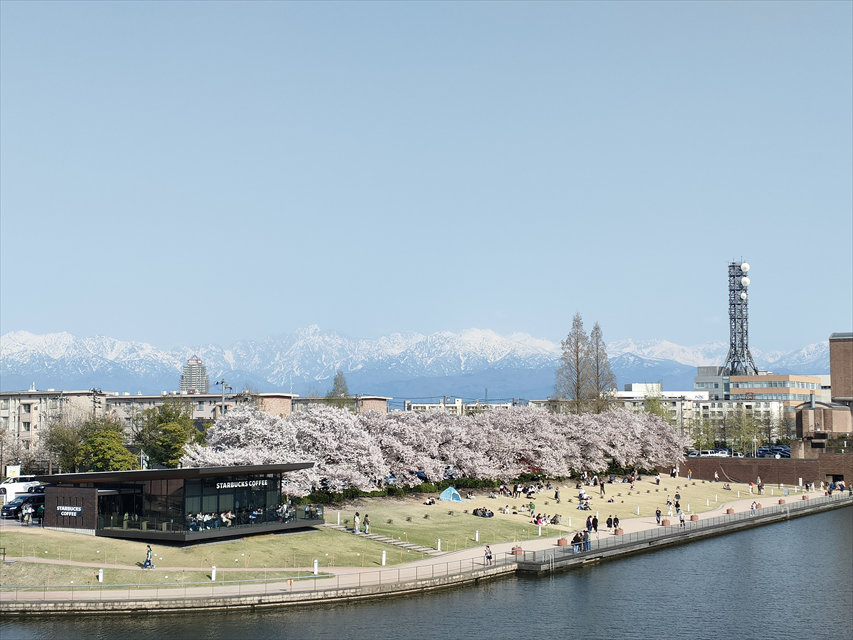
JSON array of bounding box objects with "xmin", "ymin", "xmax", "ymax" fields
[{"xmin": 1, "ymin": 493, "xmax": 850, "ymax": 604}]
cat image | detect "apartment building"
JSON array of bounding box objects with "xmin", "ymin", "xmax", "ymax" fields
[{"xmin": 0, "ymin": 388, "xmax": 106, "ymax": 453}]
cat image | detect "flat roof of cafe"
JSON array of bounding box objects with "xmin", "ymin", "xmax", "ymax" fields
[{"xmin": 35, "ymin": 463, "xmax": 313, "ymax": 484}]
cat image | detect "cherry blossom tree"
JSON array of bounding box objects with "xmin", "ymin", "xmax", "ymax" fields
[{"xmin": 182, "ymin": 402, "xmax": 688, "ymax": 497}]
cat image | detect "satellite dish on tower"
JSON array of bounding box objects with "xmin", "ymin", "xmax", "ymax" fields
[
  {"xmin": 740, "ymin": 292, "xmax": 748, "ymax": 300},
  {"xmin": 741, "ymin": 262, "xmax": 750, "ymax": 272},
  {"xmin": 741, "ymin": 277, "xmax": 750, "ymax": 287}
]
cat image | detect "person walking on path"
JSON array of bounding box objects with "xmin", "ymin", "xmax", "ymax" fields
[
  {"xmin": 606, "ymin": 515, "xmax": 613, "ymax": 531},
  {"xmin": 484, "ymin": 545, "xmax": 493, "ymax": 566},
  {"xmin": 655, "ymin": 508, "xmax": 662, "ymax": 525},
  {"xmin": 353, "ymin": 512, "xmax": 361, "ymax": 534},
  {"xmin": 613, "ymin": 515, "xmax": 620, "ymax": 531},
  {"xmin": 750, "ymin": 501, "xmax": 756, "ymax": 515},
  {"xmin": 600, "ymin": 482, "xmax": 606, "ymax": 497},
  {"xmin": 585, "ymin": 515, "xmax": 592, "ymax": 532},
  {"xmin": 583, "ymin": 530, "xmax": 591, "ymax": 551},
  {"xmin": 679, "ymin": 512, "xmax": 686, "ymax": 528},
  {"xmin": 363, "ymin": 514, "xmax": 370, "ymax": 534},
  {"xmin": 592, "ymin": 515, "xmax": 598, "ymax": 533},
  {"xmin": 143, "ymin": 545, "xmax": 154, "ymax": 569}
]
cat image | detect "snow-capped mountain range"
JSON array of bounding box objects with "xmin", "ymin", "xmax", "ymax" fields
[{"xmin": 0, "ymin": 327, "xmax": 830, "ymax": 403}]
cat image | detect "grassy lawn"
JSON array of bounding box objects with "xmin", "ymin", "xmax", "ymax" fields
[
  {"xmin": 1, "ymin": 474, "xmax": 791, "ymax": 590},
  {"xmin": 329, "ymin": 475, "xmax": 785, "ymax": 550},
  {"xmin": 0, "ymin": 563, "xmax": 333, "ymax": 590},
  {"xmin": 0, "ymin": 525, "xmax": 409, "ymax": 589}
]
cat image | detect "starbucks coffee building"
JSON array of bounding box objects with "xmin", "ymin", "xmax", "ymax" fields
[{"xmin": 35, "ymin": 463, "xmax": 322, "ymax": 542}]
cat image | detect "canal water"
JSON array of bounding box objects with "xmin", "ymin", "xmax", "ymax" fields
[{"xmin": 3, "ymin": 507, "xmax": 851, "ymax": 640}]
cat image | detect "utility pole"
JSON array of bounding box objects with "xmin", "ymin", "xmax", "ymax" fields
[{"xmin": 215, "ymin": 379, "xmax": 232, "ymax": 418}]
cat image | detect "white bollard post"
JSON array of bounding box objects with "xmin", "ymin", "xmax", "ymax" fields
[
  {"xmin": 98, "ymin": 569, "xmax": 103, "ymax": 583},
  {"xmin": 715, "ymin": 494, "xmax": 718, "ymax": 502},
  {"xmin": 687, "ymin": 504, "xmax": 690, "ymax": 513},
  {"xmin": 538, "ymin": 526, "xmax": 542, "ymax": 536},
  {"xmin": 568, "ymin": 518, "xmax": 571, "ymax": 527},
  {"xmin": 337, "ymin": 512, "xmax": 340, "ymax": 525},
  {"xmin": 437, "ymin": 539, "xmax": 441, "ymax": 552},
  {"xmin": 738, "ymin": 491, "xmax": 741, "ymax": 498},
  {"xmin": 313, "ymin": 559, "xmax": 318, "ymax": 575},
  {"xmin": 706, "ymin": 498, "xmax": 709, "ymax": 507},
  {"xmin": 211, "ymin": 566, "xmax": 217, "ymax": 582},
  {"xmin": 475, "ymin": 530, "xmax": 479, "ymax": 542},
  {"xmin": 771, "ymin": 488, "xmax": 774, "ymax": 496},
  {"xmin": 636, "ymin": 506, "xmax": 640, "ymax": 515},
  {"xmin": 381, "ymin": 550, "xmax": 386, "ymax": 566}
]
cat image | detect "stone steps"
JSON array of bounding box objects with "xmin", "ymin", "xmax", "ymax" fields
[{"xmin": 323, "ymin": 523, "xmax": 442, "ymax": 555}]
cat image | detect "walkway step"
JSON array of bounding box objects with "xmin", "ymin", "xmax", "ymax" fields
[{"xmin": 322, "ymin": 523, "xmax": 442, "ymax": 555}]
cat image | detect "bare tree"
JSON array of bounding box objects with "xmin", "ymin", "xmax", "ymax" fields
[
  {"xmin": 554, "ymin": 313, "xmax": 593, "ymax": 414},
  {"xmin": 589, "ymin": 322, "xmax": 617, "ymax": 413}
]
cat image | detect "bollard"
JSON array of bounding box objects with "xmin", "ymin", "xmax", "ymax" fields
[
  {"xmin": 636, "ymin": 506, "xmax": 640, "ymax": 515},
  {"xmin": 98, "ymin": 569, "xmax": 103, "ymax": 583},
  {"xmin": 313, "ymin": 559, "xmax": 318, "ymax": 575},
  {"xmin": 475, "ymin": 530, "xmax": 479, "ymax": 542},
  {"xmin": 437, "ymin": 539, "xmax": 441, "ymax": 552},
  {"xmin": 381, "ymin": 550, "xmax": 386, "ymax": 566},
  {"xmin": 706, "ymin": 498, "xmax": 709, "ymax": 506},
  {"xmin": 337, "ymin": 512, "xmax": 340, "ymax": 525},
  {"xmin": 538, "ymin": 526, "xmax": 542, "ymax": 536},
  {"xmin": 687, "ymin": 504, "xmax": 690, "ymax": 512},
  {"xmin": 715, "ymin": 494, "xmax": 718, "ymax": 502},
  {"xmin": 737, "ymin": 491, "xmax": 741, "ymax": 498},
  {"xmin": 771, "ymin": 488, "xmax": 774, "ymax": 496},
  {"xmin": 211, "ymin": 566, "xmax": 216, "ymax": 582}
]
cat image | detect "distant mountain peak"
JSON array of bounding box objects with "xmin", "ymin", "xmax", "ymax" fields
[{"xmin": 0, "ymin": 328, "xmax": 829, "ymax": 399}]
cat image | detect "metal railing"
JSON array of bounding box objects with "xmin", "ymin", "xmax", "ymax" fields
[
  {"xmin": 98, "ymin": 506, "xmax": 325, "ymax": 536},
  {"xmin": 0, "ymin": 553, "xmax": 517, "ymax": 603},
  {"xmin": 517, "ymin": 492, "xmax": 852, "ymax": 564},
  {"xmin": 2, "ymin": 493, "xmax": 850, "ymax": 604}
]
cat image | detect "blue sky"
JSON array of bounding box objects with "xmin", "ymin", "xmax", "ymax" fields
[{"xmin": 1, "ymin": 1, "xmax": 850, "ymax": 352}]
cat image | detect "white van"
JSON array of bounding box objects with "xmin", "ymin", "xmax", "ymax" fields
[{"xmin": 0, "ymin": 475, "xmax": 41, "ymax": 505}]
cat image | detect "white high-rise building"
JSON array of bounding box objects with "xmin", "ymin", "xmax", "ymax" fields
[{"xmin": 179, "ymin": 356, "xmax": 209, "ymax": 394}]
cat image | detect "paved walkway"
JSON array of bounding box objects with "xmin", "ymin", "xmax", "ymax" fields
[{"xmin": 2, "ymin": 487, "xmax": 840, "ymax": 592}]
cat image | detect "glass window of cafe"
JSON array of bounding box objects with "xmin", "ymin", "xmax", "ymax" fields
[{"xmin": 183, "ymin": 473, "xmax": 281, "ymax": 519}]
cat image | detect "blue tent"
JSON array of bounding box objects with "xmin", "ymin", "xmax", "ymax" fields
[{"xmin": 439, "ymin": 486, "xmax": 464, "ymax": 502}]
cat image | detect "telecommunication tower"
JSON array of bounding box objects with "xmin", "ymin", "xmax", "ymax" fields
[{"xmin": 721, "ymin": 261, "xmax": 758, "ymax": 376}]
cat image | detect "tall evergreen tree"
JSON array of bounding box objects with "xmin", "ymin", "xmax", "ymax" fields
[
  {"xmin": 327, "ymin": 370, "xmax": 350, "ymax": 398},
  {"xmin": 554, "ymin": 313, "xmax": 593, "ymax": 414},
  {"xmin": 589, "ymin": 322, "xmax": 617, "ymax": 413}
]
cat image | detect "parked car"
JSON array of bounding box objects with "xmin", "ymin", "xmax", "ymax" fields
[
  {"xmin": 1, "ymin": 493, "xmax": 44, "ymax": 520},
  {"xmin": 0, "ymin": 475, "xmax": 41, "ymax": 505}
]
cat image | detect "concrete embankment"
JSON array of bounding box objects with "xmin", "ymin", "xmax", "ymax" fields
[
  {"xmin": 2, "ymin": 493, "xmax": 850, "ymax": 615},
  {"xmin": 515, "ymin": 494, "xmax": 852, "ymax": 574}
]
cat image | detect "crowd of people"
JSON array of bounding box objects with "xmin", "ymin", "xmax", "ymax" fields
[{"xmin": 184, "ymin": 503, "xmax": 301, "ymax": 532}]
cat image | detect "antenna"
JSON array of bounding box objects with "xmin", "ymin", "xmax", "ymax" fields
[{"xmin": 721, "ymin": 260, "xmax": 758, "ymax": 375}]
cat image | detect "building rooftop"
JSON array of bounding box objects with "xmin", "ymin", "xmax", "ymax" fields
[{"xmin": 34, "ymin": 463, "xmax": 313, "ymax": 484}]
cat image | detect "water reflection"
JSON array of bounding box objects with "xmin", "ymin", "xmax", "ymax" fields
[{"xmin": 3, "ymin": 507, "xmax": 851, "ymax": 640}]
